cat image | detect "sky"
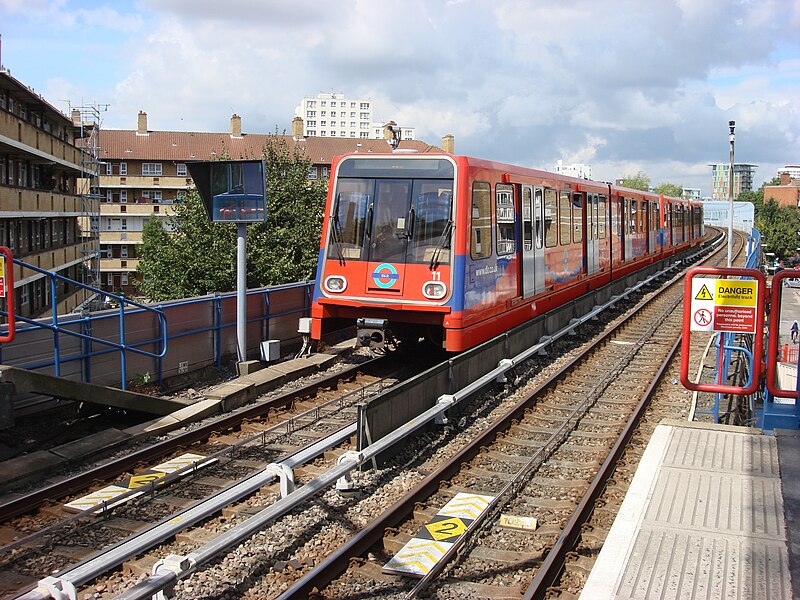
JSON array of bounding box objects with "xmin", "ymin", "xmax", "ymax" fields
[{"xmin": 1, "ymin": 0, "xmax": 799, "ymax": 197}]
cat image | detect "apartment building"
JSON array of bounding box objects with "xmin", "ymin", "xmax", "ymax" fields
[
  {"xmin": 0, "ymin": 68, "xmax": 98, "ymax": 319},
  {"xmin": 295, "ymin": 92, "xmax": 415, "ymax": 140},
  {"xmin": 764, "ymin": 172, "xmax": 800, "ymax": 208},
  {"xmin": 97, "ymin": 112, "xmax": 441, "ymax": 297},
  {"xmin": 552, "ymin": 160, "xmax": 592, "ymax": 180},
  {"xmin": 710, "ymin": 163, "xmax": 757, "ymax": 199}
]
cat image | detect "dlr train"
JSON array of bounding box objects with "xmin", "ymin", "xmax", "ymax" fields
[{"xmin": 310, "ymin": 153, "xmax": 703, "ymax": 352}]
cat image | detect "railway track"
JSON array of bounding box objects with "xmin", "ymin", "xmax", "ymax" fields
[
  {"xmin": 0, "ymin": 351, "xmax": 446, "ymax": 598},
  {"xmin": 3, "ymin": 229, "xmax": 740, "ymax": 600},
  {"xmin": 270, "ymin": 228, "xmax": 744, "ymax": 600}
]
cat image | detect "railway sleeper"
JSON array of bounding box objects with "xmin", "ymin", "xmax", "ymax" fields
[{"xmin": 434, "ymin": 580, "xmax": 524, "ymax": 600}]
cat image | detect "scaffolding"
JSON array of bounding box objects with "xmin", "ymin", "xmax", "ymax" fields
[{"xmin": 70, "ymin": 103, "xmax": 107, "ymax": 309}]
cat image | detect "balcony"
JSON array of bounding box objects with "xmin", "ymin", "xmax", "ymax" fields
[
  {"xmin": 0, "ymin": 186, "xmax": 83, "ymax": 215},
  {"xmin": 0, "ymin": 110, "xmax": 85, "ymax": 170},
  {"xmin": 100, "ymin": 257, "xmax": 140, "ymax": 272},
  {"xmin": 100, "ymin": 231, "xmax": 144, "ymax": 244},
  {"xmin": 100, "ymin": 203, "xmax": 176, "ymax": 217},
  {"xmin": 100, "ymin": 174, "xmax": 193, "ymax": 190}
]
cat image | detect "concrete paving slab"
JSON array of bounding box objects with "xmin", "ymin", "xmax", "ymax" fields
[
  {"xmin": 0, "ymin": 450, "xmax": 67, "ymax": 486},
  {"xmin": 266, "ymin": 359, "xmax": 317, "ymax": 378},
  {"xmin": 50, "ymin": 428, "xmax": 133, "ymax": 460},
  {"xmin": 122, "ymin": 413, "xmax": 182, "ymax": 440},
  {"xmin": 776, "ymin": 428, "xmax": 800, "ymax": 600},
  {"xmin": 168, "ymin": 399, "xmax": 221, "ymax": 425},
  {"xmin": 581, "ymin": 421, "xmax": 791, "ymax": 600}
]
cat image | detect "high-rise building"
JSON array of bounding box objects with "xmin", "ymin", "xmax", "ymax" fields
[
  {"xmin": 552, "ymin": 160, "xmax": 592, "ymax": 180},
  {"xmin": 0, "ymin": 68, "xmax": 99, "ymax": 318},
  {"xmin": 709, "ymin": 163, "xmax": 757, "ymax": 199},
  {"xmin": 779, "ymin": 165, "xmax": 800, "ymax": 180},
  {"xmin": 295, "ymin": 92, "xmax": 415, "ymax": 140}
]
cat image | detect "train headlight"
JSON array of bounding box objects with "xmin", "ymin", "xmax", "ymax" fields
[
  {"xmin": 324, "ymin": 275, "xmax": 347, "ymax": 293},
  {"xmin": 422, "ymin": 281, "xmax": 447, "ymax": 300}
]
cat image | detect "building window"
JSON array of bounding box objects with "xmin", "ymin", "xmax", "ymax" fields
[
  {"xmin": 308, "ymin": 166, "xmax": 318, "ymax": 180},
  {"xmin": 121, "ymin": 218, "xmax": 128, "ymax": 230},
  {"xmin": 120, "ymin": 190, "xmax": 127, "ymax": 203},
  {"xmin": 322, "ymin": 166, "xmax": 330, "ymax": 178},
  {"xmin": 176, "ymin": 163, "xmax": 187, "ymax": 176},
  {"xmin": 142, "ymin": 190, "xmax": 163, "ymax": 201},
  {"xmin": 121, "ymin": 273, "xmax": 129, "ymax": 286},
  {"xmin": 121, "ymin": 245, "xmax": 128, "ymax": 258},
  {"xmin": 307, "ymin": 120, "xmax": 316, "ymax": 127},
  {"xmin": 360, "ymin": 102, "xmax": 369, "ymax": 109},
  {"xmin": 142, "ymin": 163, "xmax": 162, "ymax": 176},
  {"xmin": 308, "ymin": 101, "xmax": 316, "ymax": 108},
  {"xmin": 307, "ymin": 111, "xmax": 316, "ymax": 118},
  {"xmin": 307, "ymin": 130, "xmax": 316, "ymax": 136},
  {"xmin": 321, "ymin": 111, "xmax": 326, "ymax": 117}
]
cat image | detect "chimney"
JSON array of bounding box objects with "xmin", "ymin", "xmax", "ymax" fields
[
  {"xmin": 292, "ymin": 116, "xmax": 304, "ymax": 138},
  {"xmin": 230, "ymin": 113, "xmax": 242, "ymax": 137},
  {"xmin": 137, "ymin": 111, "xmax": 148, "ymax": 135},
  {"xmin": 384, "ymin": 121, "xmax": 401, "ymax": 141},
  {"xmin": 442, "ymin": 134, "xmax": 455, "ymax": 154},
  {"xmin": 71, "ymin": 109, "xmax": 81, "ymax": 125},
  {"xmin": 780, "ymin": 172, "xmax": 792, "ymax": 185}
]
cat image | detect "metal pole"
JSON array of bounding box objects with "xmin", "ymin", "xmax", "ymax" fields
[
  {"xmin": 237, "ymin": 223, "xmax": 246, "ymax": 363},
  {"xmin": 727, "ymin": 120, "xmax": 735, "ymax": 267}
]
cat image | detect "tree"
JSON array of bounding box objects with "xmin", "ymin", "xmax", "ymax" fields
[
  {"xmin": 135, "ymin": 136, "xmax": 326, "ymax": 301},
  {"xmin": 619, "ymin": 171, "xmax": 650, "ymax": 191},
  {"xmin": 653, "ymin": 182, "xmax": 684, "ymax": 198}
]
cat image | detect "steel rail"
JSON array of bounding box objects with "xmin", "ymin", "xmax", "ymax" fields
[
  {"xmin": 0, "ymin": 358, "xmax": 378, "ymax": 522},
  {"xmin": 522, "ymin": 335, "xmax": 682, "ymax": 599},
  {"xmin": 275, "ymin": 243, "xmax": 719, "ymax": 600}
]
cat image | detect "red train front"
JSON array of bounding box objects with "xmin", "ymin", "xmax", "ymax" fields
[{"xmin": 310, "ymin": 153, "xmax": 702, "ymax": 352}]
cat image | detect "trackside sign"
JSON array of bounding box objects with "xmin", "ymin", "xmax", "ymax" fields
[{"xmin": 690, "ymin": 279, "xmax": 757, "ymax": 334}]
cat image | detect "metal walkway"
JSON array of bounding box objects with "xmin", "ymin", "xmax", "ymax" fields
[{"xmin": 580, "ymin": 420, "xmax": 795, "ymax": 599}]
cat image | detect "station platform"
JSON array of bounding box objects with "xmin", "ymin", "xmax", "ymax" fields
[{"xmin": 580, "ymin": 420, "xmax": 799, "ymax": 599}]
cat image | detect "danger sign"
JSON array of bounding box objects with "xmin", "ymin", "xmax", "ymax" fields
[
  {"xmin": 690, "ymin": 278, "xmax": 758, "ymax": 334},
  {"xmin": 715, "ymin": 281, "xmax": 757, "ymax": 306}
]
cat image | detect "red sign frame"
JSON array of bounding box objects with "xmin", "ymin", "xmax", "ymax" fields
[
  {"xmin": 766, "ymin": 269, "xmax": 800, "ymax": 399},
  {"xmin": 0, "ymin": 246, "xmax": 15, "ymax": 344},
  {"xmin": 680, "ymin": 266, "xmax": 765, "ymax": 396}
]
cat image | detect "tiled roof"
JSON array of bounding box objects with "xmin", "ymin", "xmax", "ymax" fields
[{"xmin": 94, "ymin": 130, "xmax": 443, "ymax": 164}]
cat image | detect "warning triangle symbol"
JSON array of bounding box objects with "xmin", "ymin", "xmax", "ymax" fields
[{"xmin": 695, "ymin": 284, "xmax": 714, "ymax": 301}]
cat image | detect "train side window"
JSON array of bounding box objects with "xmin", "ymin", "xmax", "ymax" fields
[
  {"xmin": 572, "ymin": 193, "xmax": 583, "ymax": 243},
  {"xmin": 559, "ymin": 191, "xmax": 571, "ymax": 246},
  {"xmin": 653, "ymin": 202, "xmax": 660, "ymax": 234},
  {"xmin": 629, "ymin": 199, "xmax": 637, "ymax": 234},
  {"xmin": 544, "ymin": 188, "xmax": 557, "ymax": 247},
  {"xmin": 598, "ymin": 195, "xmax": 606, "ymax": 239},
  {"xmin": 534, "ymin": 187, "xmax": 544, "ymax": 249},
  {"xmin": 522, "ymin": 186, "xmax": 533, "ymax": 251},
  {"xmin": 642, "ymin": 201, "xmax": 648, "ymax": 234},
  {"xmin": 471, "ymin": 181, "xmax": 492, "ymax": 259},
  {"xmin": 496, "ymin": 183, "xmax": 515, "ymax": 256}
]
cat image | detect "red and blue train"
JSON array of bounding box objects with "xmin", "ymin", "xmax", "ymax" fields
[{"xmin": 310, "ymin": 153, "xmax": 703, "ymax": 352}]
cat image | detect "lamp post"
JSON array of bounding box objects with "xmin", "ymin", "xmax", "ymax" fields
[{"xmin": 727, "ymin": 120, "xmax": 735, "ymax": 267}]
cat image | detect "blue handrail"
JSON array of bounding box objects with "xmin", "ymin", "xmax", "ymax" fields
[{"xmin": 0, "ymin": 257, "xmax": 167, "ymax": 390}]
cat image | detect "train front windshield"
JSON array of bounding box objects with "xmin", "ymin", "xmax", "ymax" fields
[{"xmin": 328, "ymin": 158, "xmax": 454, "ymax": 265}]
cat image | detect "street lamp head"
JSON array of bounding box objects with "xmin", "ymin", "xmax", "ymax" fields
[{"xmin": 728, "ymin": 120, "xmax": 736, "ymax": 139}]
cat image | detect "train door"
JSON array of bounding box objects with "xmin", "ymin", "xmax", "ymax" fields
[
  {"xmin": 520, "ymin": 185, "xmax": 545, "ymax": 298},
  {"xmin": 364, "ymin": 179, "xmax": 412, "ymax": 293},
  {"xmin": 585, "ymin": 192, "xmax": 599, "ymax": 274}
]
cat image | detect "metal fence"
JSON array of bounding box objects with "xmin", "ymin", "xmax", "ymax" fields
[{"xmin": 1, "ymin": 280, "xmax": 313, "ymax": 408}]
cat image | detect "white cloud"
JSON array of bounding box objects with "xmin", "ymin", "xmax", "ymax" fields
[{"xmin": 4, "ymin": 0, "xmax": 798, "ymax": 197}]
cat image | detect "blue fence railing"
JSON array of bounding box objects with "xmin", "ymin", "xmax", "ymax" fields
[{"xmin": 0, "ymin": 254, "xmax": 314, "ymax": 392}]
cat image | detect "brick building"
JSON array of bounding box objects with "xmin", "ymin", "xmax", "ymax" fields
[{"xmin": 96, "ymin": 112, "xmax": 442, "ymax": 297}]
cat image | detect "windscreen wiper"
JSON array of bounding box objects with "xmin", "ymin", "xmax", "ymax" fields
[
  {"xmin": 429, "ymin": 219, "xmax": 453, "ymax": 270},
  {"xmin": 330, "ymin": 213, "xmax": 346, "ymax": 266}
]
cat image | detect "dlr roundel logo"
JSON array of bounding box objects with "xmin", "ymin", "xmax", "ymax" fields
[{"xmin": 372, "ymin": 263, "xmax": 399, "ymax": 288}]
